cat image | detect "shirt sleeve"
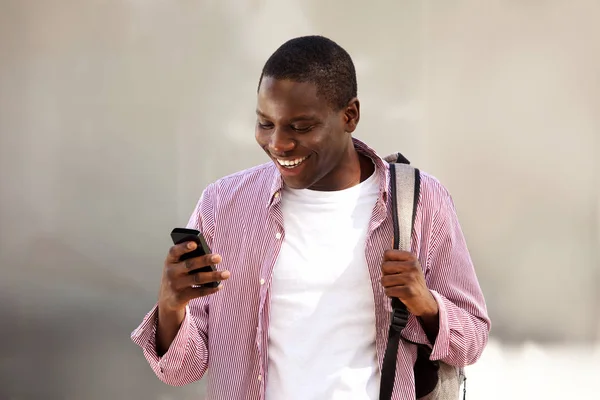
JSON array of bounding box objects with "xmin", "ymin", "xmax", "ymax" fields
[
  {"xmin": 401, "ymin": 174, "xmax": 491, "ymax": 367},
  {"xmin": 130, "ymin": 184, "xmax": 216, "ymax": 386}
]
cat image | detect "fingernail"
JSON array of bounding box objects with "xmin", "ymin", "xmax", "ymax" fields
[
  {"xmin": 211, "ymin": 255, "xmax": 220, "ymax": 263},
  {"xmin": 221, "ymin": 270, "xmax": 230, "ymax": 279},
  {"xmin": 187, "ymin": 242, "xmax": 196, "ymax": 249}
]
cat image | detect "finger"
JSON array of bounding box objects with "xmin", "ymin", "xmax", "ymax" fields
[
  {"xmin": 188, "ymin": 270, "xmax": 230, "ymax": 287},
  {"xmin": 384, "ymin": 285, "xmax": 417, "ymax": 300},
  {"xmin": 168, "ymin": 253, "xmax": 221, "ymax": 277},
  {"xmin": 184, "ymin": 253, "xmax": 222, "ymax": 271},
  {"xmin": 383, "ymin": 249, "xmax": 415, "ymax": 262},
  {"xmin": 167, "ymin": 241, "xmax": 199, "ymax": 263},
  {"xmin": 380, "ymin": 272, "xmax": 417, "ymax": 288},
  {"xmin": 381, "ymin": 261, "xmax": 415, "ymax": 275}
]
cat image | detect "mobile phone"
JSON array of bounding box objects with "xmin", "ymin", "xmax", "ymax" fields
[{"xmin": 170, "ymin": 227, "xmax": 219, "ymax": 288}]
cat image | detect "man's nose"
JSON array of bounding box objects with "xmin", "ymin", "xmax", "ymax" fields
[{"xmin": 269, "ymin": 128, "xmax": 296, "ymax": 154}]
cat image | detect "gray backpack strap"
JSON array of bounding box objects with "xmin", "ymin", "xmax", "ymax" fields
[
  {"xmin": 390, "ymin": 162, "xmax": 419, "ymax": 252},
  {"xmin": 382, "ymin": 160, "xmax": 466, "ymax": 400},
  {"xmin": 380, "ymin": 162, "xmax": 421, "ymax": 400}
]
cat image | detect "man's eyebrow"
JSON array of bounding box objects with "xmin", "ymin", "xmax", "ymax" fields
[
  {"xmin": 290, "ymin": 115, "xmax": 318, "ymax": 122},
  {"xmin": 255, "ymin": 110, "xmax": 318, "ymax": 122}
]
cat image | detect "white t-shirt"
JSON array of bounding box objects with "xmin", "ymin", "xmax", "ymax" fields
[{"xmin": 266, "ymin": 171, "xmax": 381, "ymax": 400}]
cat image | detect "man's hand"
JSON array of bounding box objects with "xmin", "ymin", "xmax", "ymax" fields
[
  {"xmin": 159, "ymin": 241, "xmax": 230, "ymax": 314},
  {"xmin": 156, "ymin": 241, "xmax": 230, "ymax": 355},
  {"xmin": 381, "ymin": 249, "xmax": 439, "ymax": 323}
]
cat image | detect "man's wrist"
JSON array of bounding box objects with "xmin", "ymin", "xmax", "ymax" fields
[
  {"xmin": 416, "ymin": 292, "xmax": 440, "ymax": 343},
  {"xmin": 158, "ymin": 303, "xmax": 185, "ymax": 320},
  {"xmin": 414, "ymin": 291, "xmax": 439, "ymax": 318},
  {"xmin": 156, "ymin": 304, "xmax": 186, "ymax": 356}
]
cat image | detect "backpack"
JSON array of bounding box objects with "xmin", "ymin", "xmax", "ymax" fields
[{"xmin": 380, "ymin": 153, "xmax": 466, "ymax": 400}]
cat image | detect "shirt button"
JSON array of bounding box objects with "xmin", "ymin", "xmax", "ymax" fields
[
  {"xmin": 275, "ymin": 232, "xmax": 282, "ymax": 240},
  {"xmin": 258, "ymin": 375, "xmax": 262, "ymax": 381},
  {"xmin": 260, "ymin": 278, "xmax": 265, "ymax": 285}
]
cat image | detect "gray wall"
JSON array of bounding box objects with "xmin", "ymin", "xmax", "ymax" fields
[{"xmin": 0, "ymin": 1, "xmax": 598, "ymax": 399}]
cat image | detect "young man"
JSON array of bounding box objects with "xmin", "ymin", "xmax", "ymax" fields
[{"xmin": 131, "ymin": 35, "xmax": 490, "ymax": 400}]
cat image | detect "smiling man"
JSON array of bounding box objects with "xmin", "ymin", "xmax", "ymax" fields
[{"xmin": 131, "ymin": 35, "xmax": 490, "ymax": 400}]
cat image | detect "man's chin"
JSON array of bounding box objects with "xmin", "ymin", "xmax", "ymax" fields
[
  {"xmin": 273, "ymin": 158, "xmax": 314, "ymax": 189},
  {"xmin": 281, "ymin": 176, "xmax": 309, "ymax": 190}
]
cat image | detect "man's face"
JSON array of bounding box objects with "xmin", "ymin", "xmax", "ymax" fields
[{"xmin": 255, "ymin": 77, "xmax": 359, "ymax": 191}]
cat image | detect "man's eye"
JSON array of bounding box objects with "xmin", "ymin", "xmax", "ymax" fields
[
  {"xmin": 292, "ymin": 126, "xmax": 313, "ymax": 133},
  {"xmin": 258, "ymin": 122, "xmax": 273, "ymax": 129}
]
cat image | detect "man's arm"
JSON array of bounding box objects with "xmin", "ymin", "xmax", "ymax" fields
[
  {"xmin": 156, "ymin": 307, "xmax": 187, "ymax": 357},
  {"xmin": 130, "ymin": 298, "xmax": 210, "ymax": 386},
  {"xmin": 131, "ymin": 184, "xmax": 221, "ymax": 386},
  {"xmin": 417, "ymin": 309, "xmax": 440, "ymax": 345},
  {"xmin": 401, "ymin": 174, "xmax": 491, "ymax": 367}
]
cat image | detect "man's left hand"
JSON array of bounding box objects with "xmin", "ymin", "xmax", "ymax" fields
[{"xmin": 380, "ymin": 249, "xmax": 439, "ymax": 319}]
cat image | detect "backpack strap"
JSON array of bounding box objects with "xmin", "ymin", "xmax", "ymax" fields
[
  {"xmin": 390, "ymin": 162, "xmax": 419, "ymax": 251},
  {"xmin": 379, "ymin": 161, "xmax": 420, "ymax": 400}
]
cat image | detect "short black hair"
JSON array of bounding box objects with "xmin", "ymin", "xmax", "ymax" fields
[{"xmin": 258, "ymin": 35, "xmax": 357, "ymax": 110}]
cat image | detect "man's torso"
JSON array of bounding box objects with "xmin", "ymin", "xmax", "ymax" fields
[
  {"xmin": 189, "ymin": 141, "xmax": 441, "ymax": 399},
  {"xmin": 265, "ymin": 169, "xmax": 381, "ymax": 399}
]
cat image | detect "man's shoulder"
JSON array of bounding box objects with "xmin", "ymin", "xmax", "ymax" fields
[
  {"xmin": 414, "ymin": 169, "xmax": 454, "ymax": 214},
  {"xmin": 418, "ymin": 170, "xmax": 451, "ymax": 197},
  {"xmin": 207, "ymin": 161, "xmax": 277, "ymax": 199}
]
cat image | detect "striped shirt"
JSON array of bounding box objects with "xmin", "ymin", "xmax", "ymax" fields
[{"xmin": 131, "ymin": 138, "xmax": 491, "ymax": 400}]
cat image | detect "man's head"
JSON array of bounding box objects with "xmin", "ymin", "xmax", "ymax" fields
[{"xmin": 255, "ymin": 35, "xmax": 362, "ymax": 191}]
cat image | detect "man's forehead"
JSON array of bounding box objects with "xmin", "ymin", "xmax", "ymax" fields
[
  {"xmin": 257, "ymin": 77, "xmax": 329, "ymax": 116},
  {"xmin": 258, "ymin": 77, "xmax": 319, "ymax": 98}
]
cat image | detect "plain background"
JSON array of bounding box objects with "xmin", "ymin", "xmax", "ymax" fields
[{"xmin": 1, "ymin": 1, "xmax": 598, "ymax": 399}]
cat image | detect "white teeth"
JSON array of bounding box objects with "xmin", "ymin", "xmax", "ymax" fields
[{"xmin": 277, "ymin": 156, "xmax": 308, "ymax": 168}]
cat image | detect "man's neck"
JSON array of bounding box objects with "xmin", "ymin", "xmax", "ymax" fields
[
  {"xmin": 358, "ymin": 151, "xmax": 376, "ymax": 182},
  {"xmin": 306, "ymin": 139, "xmax": 376, "ymax": 192}
]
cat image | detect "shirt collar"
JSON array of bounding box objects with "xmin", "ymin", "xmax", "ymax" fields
[{"xmin": 266, "ymin": 137, "xmax": 390, "ymax": 207}]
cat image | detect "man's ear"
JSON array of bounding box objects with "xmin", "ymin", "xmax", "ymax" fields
[{"xmin": 344, "ymin": 97, "xmax": 360, "ymax": 133}]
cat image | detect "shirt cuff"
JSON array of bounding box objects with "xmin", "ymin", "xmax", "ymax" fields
[
  {"xmin": 130, "ymin": 304, "xmax": 193, "ymax": 375},
  {"xmin": 400, "ymin": 290, "xmax": 460, "ymax": 361},
  {"xmin": 430, "ymin": 289, "xmax": 469, "ymax": 361}
]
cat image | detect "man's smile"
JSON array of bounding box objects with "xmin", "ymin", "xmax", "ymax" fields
[{"xmin": 275, "ymin": 155, "xmax": 309, "ymax": 169}]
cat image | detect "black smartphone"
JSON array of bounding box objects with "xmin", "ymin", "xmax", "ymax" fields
[{"xmin": 170, "ymin": 227, "xmax": 219, "ymax": 288}]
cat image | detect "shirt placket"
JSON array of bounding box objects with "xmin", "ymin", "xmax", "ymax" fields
[
  {"xmin": 256, "ymin": 191, "xmax": 284, "ymax": 399},
  {"xmin": 365, "ymin": 191, "xmax": 394, "ymax": 372}
]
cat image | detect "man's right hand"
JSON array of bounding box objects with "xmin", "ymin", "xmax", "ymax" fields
[
  {"xmin": 160, "ymin": 240, "xmax": 230, "ymax": 313},
  {"xmin": 156, "ymin": 240, "xmax": 230, "ymax": 355}
]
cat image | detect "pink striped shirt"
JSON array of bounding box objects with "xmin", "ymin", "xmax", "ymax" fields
[{"xmin": 131, "ymin": 138, "xmax": 490, "ymax": 400}]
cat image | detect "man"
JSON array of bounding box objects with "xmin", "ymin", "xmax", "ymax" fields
[{"xmin": 131, "ymin": 35, "xmax": 490, "ymax": 400}]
